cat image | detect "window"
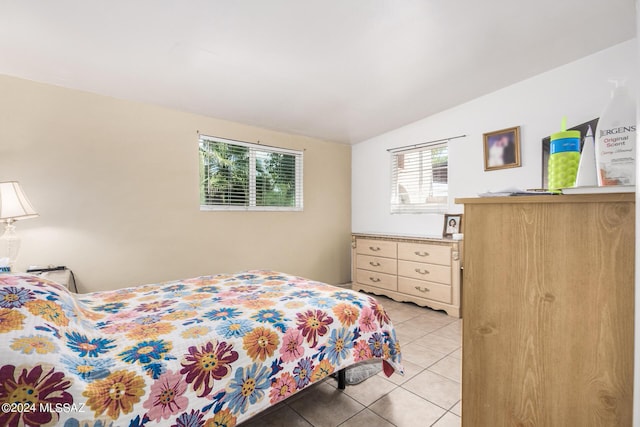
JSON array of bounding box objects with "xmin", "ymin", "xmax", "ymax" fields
[
  {"xmin": 390, "ymin": 142, "xmax": 448, "ymax": 213},
  {"xmin": 199, "ymin": 135, "xmax": 303, "ymax": 211}
]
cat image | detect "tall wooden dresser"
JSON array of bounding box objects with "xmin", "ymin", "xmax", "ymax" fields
[
  {"xmin": 456, "ymin": 194, "xmax": 634, "ymax": 426},
  {"xmin": 351, "ymin": 233, "xmax": 462, "ymax": 317}
]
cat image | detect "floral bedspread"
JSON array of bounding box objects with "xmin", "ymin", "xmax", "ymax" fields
[{"xmin": 0, "ymin": 270, "xmax": 403, "ymax": 427}]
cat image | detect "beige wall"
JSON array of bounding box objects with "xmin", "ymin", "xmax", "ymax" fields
[{"xmin": 0, "ymin": 74, "xmax": 351, "ymax": 292}]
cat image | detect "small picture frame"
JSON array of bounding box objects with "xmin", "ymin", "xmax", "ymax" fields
[
  {"xmin": 483, "ymin": 126, "xmax": 521, "ymax": 171},
  {"xmin": 443, "ymin": 214, "xmax": 463, "ymax": 238}
]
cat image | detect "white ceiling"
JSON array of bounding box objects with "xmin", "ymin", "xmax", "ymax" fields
[{"xmin": 0, "ymin": 1, "xmax": 635, "ymax": 144}]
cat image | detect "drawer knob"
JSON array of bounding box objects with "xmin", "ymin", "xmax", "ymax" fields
[
  {"xmin": 369, "ymin": 261, "xmax": 381, "ymax": 267},
  {"xmin": 414, "ymin": 286, "xmax": 430, "ymax": 293},
  {"xmin": 415, "ymin": 251, "xmax": 430, "ymax": 257},
  {"xmin": 369, "ymin": 246, "xmax": 381, "ymax": 252},
  {"xmin": 415, "ymin": 268, "xmax": 430, "ymax": 275},
  {"xmin": 369, "ymin": 277, "xmax": 381, "ymax": 283}
]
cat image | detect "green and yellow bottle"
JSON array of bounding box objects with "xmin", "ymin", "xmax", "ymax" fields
[{"xmin": 548, "ymin": 118, "xmax": 581, "ymax": 191}]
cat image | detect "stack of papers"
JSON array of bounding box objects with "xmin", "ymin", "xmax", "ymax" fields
[{"xmin": 478, "ymin": 188, "xmax": 556, "ymax": 197}]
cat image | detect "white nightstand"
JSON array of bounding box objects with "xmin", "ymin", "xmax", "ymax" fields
[{"xmin": 32, "ymin": 269, "xmax": 76, "ymax": 292}]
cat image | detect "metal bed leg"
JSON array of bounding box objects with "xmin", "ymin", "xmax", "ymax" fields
[{"xmin": 337, "ymin": 369, "xmax": 346, "ymax": 389}]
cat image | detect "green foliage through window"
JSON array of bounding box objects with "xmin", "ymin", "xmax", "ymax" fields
[{"xmin": 199, "ymin": 136, "xmax": 303, "ymax": 211}]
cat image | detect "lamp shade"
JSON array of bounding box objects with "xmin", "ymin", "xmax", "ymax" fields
[{"xmin": 0, "ymin": 181, "xmax": 39, "ymax": 222}]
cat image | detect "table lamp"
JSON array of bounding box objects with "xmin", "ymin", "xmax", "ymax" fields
[{"xmin": 0, "ymin": 181, "xmax": 39, "ymax": 271}]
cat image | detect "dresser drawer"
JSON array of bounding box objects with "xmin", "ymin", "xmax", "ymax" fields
[
  {"xmin": 398, "ymin": 242, "xmax": 451, "ymax": 266},
  {"xmin": 356, "ymin": 254, "xmax": 397, "ymax": 275},
  {"xmin": 356, "ymin": 239, "xmax": 397, "ymax": 258},
  {"xmin": 398, "ymin": 260, "xmax": 451, "ymax": 284},
  {"xmin": 398, "ymin": 277, "xmax": 451, "ymax": 303},
  {"xmin": 356, "ymin": 269, "xmax": 397, "ymax": 291}
]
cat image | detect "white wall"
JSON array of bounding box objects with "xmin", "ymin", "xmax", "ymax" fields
[{"xmin": 352, "ymin": 39, "xmax": 638, "ymax": 237}]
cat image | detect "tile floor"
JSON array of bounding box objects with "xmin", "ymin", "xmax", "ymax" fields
[{"xmin": 241, "ymin": 295, "xmax": 462, "ymax": 427}]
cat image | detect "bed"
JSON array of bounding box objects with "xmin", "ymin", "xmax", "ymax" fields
[{"xmin": 0, "ymin": 270, "xmax": 403, "ymax": 427}]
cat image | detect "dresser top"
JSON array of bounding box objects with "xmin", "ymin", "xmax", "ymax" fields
[
  {"xmin": 352, "ymin": 232, "xmax": 458, "ymax": 244},
  {"xmin": 455, "ymin": 193, "xmax": 634, "ymax": 205}
]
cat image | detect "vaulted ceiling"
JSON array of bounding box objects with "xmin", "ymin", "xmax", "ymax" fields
[{"xmin": 0, "ymin": 1, "xmax": 635, "ymax": 143}]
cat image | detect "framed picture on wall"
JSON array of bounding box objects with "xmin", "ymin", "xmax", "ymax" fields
[
  {"xmin": 443, "ymin": 214, "xmax": 463, "ymax": 238},
  {"xmin": 483, "ymin": 126, "xmax": 521, "ymax": 171}
]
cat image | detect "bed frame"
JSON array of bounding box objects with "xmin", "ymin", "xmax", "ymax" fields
[{"xmin": 337, "ymin": 369, "xmax": 346, "ymax": 389}]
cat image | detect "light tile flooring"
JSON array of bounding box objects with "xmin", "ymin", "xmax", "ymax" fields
[{"xmin": 241, "ymin": 295, "xmax": 462, "ymax": 427}]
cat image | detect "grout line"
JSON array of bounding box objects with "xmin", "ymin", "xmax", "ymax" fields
[
  {"xmin": 350, "ymin": 381, "xmax": 400, "ymax": 408},
  {"xmin": 399, "ymin": 381, "xmax": 460, "ymax": 414},
  {"xmin": 285, "ymin": 402, "xmax": 314, "ymax": 427},
  {"xmin": 335, "ymin": 407, "xmax": 398, "ymax": 427},
  {"xmin": 365, "ymin": 405, "xmax": 399, "ymax": 427},
  {"xmin": 430, "ymin": 413, "xmax": 447, "ymax": 426},
  {"xmin": 335, "ymin": 408, "xmax": 364, "ymax": 427},
  {"xmin": 448, "ymin": 399, "xmax": 461, "ymax": 413},
  {"xmin": 430, "ymin": 411, "xmax": 460, "ymax": 427}
]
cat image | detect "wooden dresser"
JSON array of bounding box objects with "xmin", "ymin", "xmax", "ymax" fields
[
  {"xmin": 351, "ymin": 233, "xmax": 462, "ymax": 317},
  {"xmin": 456, "ymin": 194, "xmax": 634, "ymax": 426}
]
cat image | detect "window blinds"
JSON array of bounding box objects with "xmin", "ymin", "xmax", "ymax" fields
[
  {"xmin": 390, "ymin": 142, "xmax": 448, "ymax": 213},
  {"xmin": 199, "ymin": 135, "xmax": 303, "ymax": 211}
]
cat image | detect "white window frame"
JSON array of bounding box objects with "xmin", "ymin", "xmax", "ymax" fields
[
  {"xmin": 390, "ymin": 142, "xmax": 448, "ymax": 214},
  {"xmin": 199, "ymin": 135, "xmax": 303, "ymax": 212}
]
